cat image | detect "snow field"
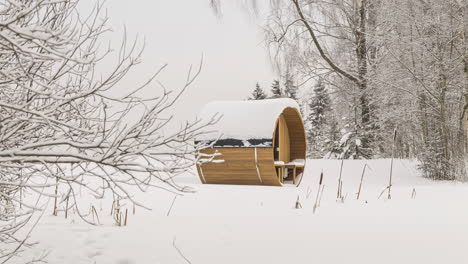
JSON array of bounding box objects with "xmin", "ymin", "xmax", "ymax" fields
[{"xmin": 15, "ymin": 159, "xmax": 468, "ymax": 264}]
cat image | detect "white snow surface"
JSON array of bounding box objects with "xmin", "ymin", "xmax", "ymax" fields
[
  {"xmin": 196, "ymin": 98, "xmax": 300, "ymax": 141},
  {"xmin": 288, "ymin": 159, "xmax": 305, "ymax": 166},
  {"xmin": 15, "ymin": 159, "xmax": 468, "ymax": 264}
]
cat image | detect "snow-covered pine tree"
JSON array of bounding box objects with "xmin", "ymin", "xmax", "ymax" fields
[
  {"xmin": 270, "ymin": 80, "xmax": 282, "ymax": 98},
  {"xmin": 249, "ymin": 82, "xmax": 267, "ymax": 100},
  {"xmin": 324, "ymin": 116, "xmax": 340, "ymax": 156},
  {"xmin": 309, "ymin": 80, "xmax": 330, "ymax": 130},
  {"xmin": 284, "ymin": 74, "xmax": 298, "ymax": 101},
  {"xmin": 307, "ymin": 79, "xmax": 332, "ymax": 157},
  {"xmin": 329, "ymin": 122, "xmax": 372, "ymax": 160}
]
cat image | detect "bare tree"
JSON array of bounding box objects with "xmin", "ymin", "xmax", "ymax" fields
[
  {"xmin": 270, "ymin": 0, "xmax": 378, "ymax": 158},
  {"xmin": 0, "ymin": 0, "xmax": 217, "ymax": 261},
  {"xmin": 211, "ymin": 0, "xmax": 379, "ymax": 157},
  {"xmin": 382, "ymin": 0, "xmax": 466, "ymax": 180},
  {"xmin": 210, "ymin": 0, "xmax": 467, "ymax": 179}
]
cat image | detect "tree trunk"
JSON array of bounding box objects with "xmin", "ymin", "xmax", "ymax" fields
[{"xmin": 356, "ymin": 0, "xmax": 372, "ymax": 157}]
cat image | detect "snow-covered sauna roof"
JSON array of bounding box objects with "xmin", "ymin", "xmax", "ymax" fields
[{"xmin": 195, "ymin": 98, "xmax": 300, "ymax": 147}]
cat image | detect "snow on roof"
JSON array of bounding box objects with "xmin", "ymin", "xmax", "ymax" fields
[{"xmin": 196, "ymin": 98, "xmax": 300, "ymax": 144}]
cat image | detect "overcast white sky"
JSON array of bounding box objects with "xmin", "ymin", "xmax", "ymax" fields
[{"xmin": 93, "ymin": 1, "xmax": 275, "ymax": 123}]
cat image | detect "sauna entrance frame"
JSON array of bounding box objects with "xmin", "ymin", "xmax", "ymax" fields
[
  {"xmin": 272, "ymin": 110, "xmax": 306, "ymax": 185},
  {"xmin": 273, "ymin": 114, "xmax": 292, "ymax": 183}
]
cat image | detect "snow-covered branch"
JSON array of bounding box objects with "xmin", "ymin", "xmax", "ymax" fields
[{"xmin": 0, "ymin": 0, "xmax": 217, "ymax": 261}]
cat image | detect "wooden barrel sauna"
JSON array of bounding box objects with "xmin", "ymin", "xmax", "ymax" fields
[{"xmin": 195, "ymin": 98, "xmax": 307, "ymax": 186}]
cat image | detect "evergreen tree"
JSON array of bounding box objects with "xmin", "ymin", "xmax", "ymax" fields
[
  {"xmin": 328, "ymin": 122, "xmax": 372, "ymax": 159},
  {"xmin": 284, "ymin": 75, "xmax": 298, "ymax": 101},
  {"xmin": 249, "ymin": 82, "xmax": 267, "ymax": 100},
  {"xmin": 270, "ymin": 80, "xmax": 282, "ymax": 98},
  {"xmin": 308, "ymin": 80, "xmax": 330, "ymax": 130},
  {"xmin": 324, "ymin": 116, "xmax": 340, "ymax": 155},
  {"xmin": 307, "ymin": 79, "xmax": 332, "ymax": 157}
]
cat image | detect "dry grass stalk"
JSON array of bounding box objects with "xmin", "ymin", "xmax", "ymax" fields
[
  {"xmin": 19, "ymin": 186, "xmax": 23, "ymax": 209},
  {"xmin": 378, "ymin": 186, "xmax": 389, "ymax": 199},
  {"xmin": 173, "ymin": 236, "xmax": 192, "ymax": 264},
  {"xmin": 295, "ymin": 195, "xmax": 302, "ymax": 209},
  {"xmin": 65, "ymin": 195, "xmax": 69, "ymax": 219},
  {"xmin": 341, "ymin": 193, "xmax": 347, "ymax": 202},
  {"xmin": 313, "ymin": 171, "xmax": 324, "ymax": 213},
  {"xmin": 110, "ymin": 200, "xmax": 115, "ymax": 216},
  {"xmin": 337, "ymin": 159, "xmax": 344, "ymax": 201},
  {"xmin": 356, "ymin": 164, "xmax": 369, "ymax": 200},
  {"xmin": 112, "ymin": 198, "xmax": 125, "ymax": 226},
  {"xmin": 167, "ymin": 195, "xmax": 178, "ymax": 216},
  {"xmin": 317, "ymin": 184, "xmax": 325, "ymax": 207},
  {"xmin": 116, "ymin": 199, "xmax": 120, "ymax": 216},
  {"xmin": 388, "ymin": 128, "xmax": 398, "ymax": 199},
  {"xmin": 53, "ymin": 177, "xmax": 59, "ymax": 216},
  {"xmin": 91, "ymin": 205, "xmax": 100, "ymax": 225},
  {"xmin": 124, "ymin": 209, "xmax": 128, "ymax": 226}
]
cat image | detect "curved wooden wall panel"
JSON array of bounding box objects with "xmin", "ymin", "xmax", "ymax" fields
[
  {"xmin": 197, "ymin": 148, "xmax": 281, "ymax": 186},
  {"xmin": 282, "ymin": 107, "xmax": 307, "ymax": 161}
]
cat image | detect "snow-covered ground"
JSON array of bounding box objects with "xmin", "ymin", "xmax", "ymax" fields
[{"xmin": 15, "ymin": 159, "xmax": 468, "ymax": 264}]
